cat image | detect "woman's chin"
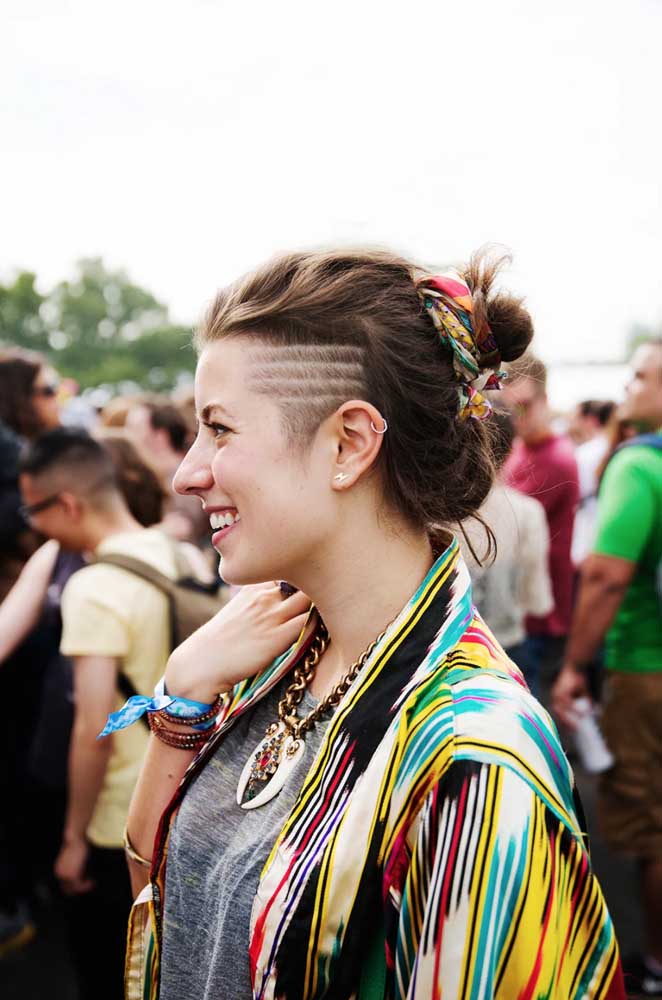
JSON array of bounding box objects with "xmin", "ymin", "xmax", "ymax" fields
[{"xmin": 218, "ymin": 555, "xmax": 283, "ymax": 588}]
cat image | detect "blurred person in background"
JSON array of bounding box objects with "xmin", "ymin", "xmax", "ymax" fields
[
  {"xmin": 124, "ymin": 396, "xmax": 191, "ymax": 479},
  {"xmin": 502, "ymin": 353, "xmax": 579, "ymax": 697},
  {"xmin": 18, "ymin": 427, "xmax": 217, "ymax": 1000},
  {"xmin": 553, "ymin": 339, "xmax": 662, "ymax": 998},
  {"xmin": 99, "ymin": 430, "xmax": 167, "ymax": 527},
  {"xmin": 567, "ymin": 398, "xmax": 616, "ymax": 446},
  {"xmin": 0, "ymin": 348, "xmax": 62, "ymax": 955},
  {"xmin": 571, "ymin": 400, "xmax": 616, "ymax": 569},
  {"xmin": 0, "ymin": 348, "xmax": 61, "ymax": 597},
  {"xmin": 0, "ymin": 433, "xmax": 169, "ymax": 940},
  {"xmin": 460, "ymin": 408, "xmax": 553, "ymax": 686},
  {"xmin": 126, "ymin": 396, "xmax": 209, "ymax": 545},
  {"xmin": 594, "ymin": 413, "xmax": 638, "ymax": 484},
  {"xmin": 98, "ymin": 394, "xmax": 135, "ymax": 429},
  {"xmin": 569, "ymin": 400, "xmax": 618, "ymax": 703},
  {"xmin": 59, "ymin": 377, "xmax": 99, "ymax": 430},
  {"xmin": 99, "ymin": 429, "xmax": 215, "ymax": 582},
  {"xmin": 172, "ymin": 385, "xmax": 197, "ymax": 436}
]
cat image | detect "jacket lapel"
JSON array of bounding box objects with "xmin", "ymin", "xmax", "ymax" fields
[{"xmin": 250, "ymin": 539, "xmax": 476, "ymax": 1000}]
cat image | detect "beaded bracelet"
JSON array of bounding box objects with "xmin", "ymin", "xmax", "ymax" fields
[
  {"xmin": 147, "ymin": 711, "xmax": 211, "ymax": 752},
  {"xmin": 98, "ymin": 678, "xmax": 224, "ymax": 739},
  {"xmin": 158, "ymin": 692, "xmax": 223, "ymax": 730}
]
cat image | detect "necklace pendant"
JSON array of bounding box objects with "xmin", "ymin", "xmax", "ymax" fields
[{"xmin": 236, "ymin": 721, "xmax": 306, "ymax": 810}]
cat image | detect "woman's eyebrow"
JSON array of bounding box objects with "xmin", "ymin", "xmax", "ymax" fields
[{"xmin": 199, "ymin": 402, "xmax": 234, "ymax": 423}]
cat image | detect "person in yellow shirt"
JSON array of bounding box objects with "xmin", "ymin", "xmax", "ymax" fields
[{"xmin": 18, "ymin": 427, "xmax": 192, "ymax": 1000}]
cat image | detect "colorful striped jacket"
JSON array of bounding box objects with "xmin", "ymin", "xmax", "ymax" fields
[{"xmin": 126, "ymin": 539, "xmax": 625, "ymax": 1000}]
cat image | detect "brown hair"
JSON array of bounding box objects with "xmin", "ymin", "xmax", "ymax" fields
[
  {"xmin": 97, "ymin": 431, "xmax": 166, "ymax": 526},
  {"xmin": 0, "ymin": 348, "xmax": 48, "ymax": 439},
  {"xmin": 577, "ymin": 399, "xmax": 616, "ymax": 427},
  {"xmin": 506, "ymin": 351, "xmax": 548, "ymax": 393},
  {"xmin": 595, "ymin": 415, "xmax": 637, "ymax": 485},
  {"xmin": 99, "ymin": 396, "xmax": 135, "ymax": 429},
  {"xmin": 141, "ymin": 397, "xmax": 190, "ymax": 453},
  {"xmin": 488, "ymin": 408, "xmax": 516, "ymax": 469},
  {"xmin": 197, "ymin": 247, "xmax": 533, "ymax": 533}
]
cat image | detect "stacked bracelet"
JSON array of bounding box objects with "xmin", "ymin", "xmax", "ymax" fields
[
  {"xmin": 159, "ymin": 693, "xmax": 223, "ymax": 731},
  {"xmin": 148, "ymin": 711, "xmax": 212, "ymax": 751},
  {"xmin": 98, "ymin": 676, "xmax": 225, "ymax": 740}
]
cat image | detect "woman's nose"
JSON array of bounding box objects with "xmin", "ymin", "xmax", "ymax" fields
[{"xmin": 172, "ymin": 441, "xmax": 214, "ymax": 496}]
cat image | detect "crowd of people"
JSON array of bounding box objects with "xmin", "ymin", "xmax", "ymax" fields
[
  {"xmin": 0, "ymin": 247, "xmax": 659, "ymax": 1000},
  {"xmin": 0, "ymin": 353, "xmax": 226, "ymax": 996}
]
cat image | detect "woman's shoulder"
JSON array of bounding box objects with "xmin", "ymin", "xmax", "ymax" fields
[{"xmin": 401, "ymin": 627, "xmax": 573, "ymax": 812}]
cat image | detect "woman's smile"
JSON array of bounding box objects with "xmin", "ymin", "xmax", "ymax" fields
[{"xmin": 208, "ymin": 507, "xmax": 241, "ymax": 546}]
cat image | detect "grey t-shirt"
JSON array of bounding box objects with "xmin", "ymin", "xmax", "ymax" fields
[{"xmin": 159, "ymin": 680, "xmax": 330, "ymax": 1000}]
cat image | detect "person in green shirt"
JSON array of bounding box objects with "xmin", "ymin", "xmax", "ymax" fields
[{"xmin": 553, "ymin": 338, "xmax": 662, "ymax": 997}]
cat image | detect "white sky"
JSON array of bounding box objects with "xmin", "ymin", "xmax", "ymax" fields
[{"xmin": 3, "ymin": 0, "xmax": 662, "ymax": 368}]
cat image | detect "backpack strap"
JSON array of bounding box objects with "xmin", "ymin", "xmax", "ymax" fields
[
  {"xmin": 95, "ymin": 553, "xmax": 179, "ymax": 594},
  {"xmin": 95, "ymin": 553, "xmax": 179, "ymax": 651},
  {"xmin": 617, "ymin": 432, "xmax": 662, "ymax": 452}
]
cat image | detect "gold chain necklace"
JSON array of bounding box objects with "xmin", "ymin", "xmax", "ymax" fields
[{"xmin": 236, "ymin": 622, "xmax": 387, "ymax": 810}]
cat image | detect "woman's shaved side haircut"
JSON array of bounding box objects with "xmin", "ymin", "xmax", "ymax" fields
[{"xmin": 196, "ymin": 248, "xmax": 533, "ymax": 535}]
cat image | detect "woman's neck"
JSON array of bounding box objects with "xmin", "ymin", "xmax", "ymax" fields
[{"xmin": 294, "ymin": 511, "xmax": 437, "ymax": 693}]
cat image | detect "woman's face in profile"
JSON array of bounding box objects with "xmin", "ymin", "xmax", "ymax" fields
[
  {"xmin": 173, "ymin": 338, "xmax": 338, "ymax": 587},
  {"xmin": 31, "ymin": 365, "xmax": 61, "ymax": 432}
]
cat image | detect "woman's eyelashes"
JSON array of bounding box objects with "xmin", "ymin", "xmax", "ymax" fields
[{"xmin": 204, "ymin": 421, "xmax": 230, "ymax": 441}]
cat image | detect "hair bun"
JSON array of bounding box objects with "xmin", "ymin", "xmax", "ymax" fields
[
  {"xmin": 486, "ymin": 292, "xmax": 534, "ymax": 363},
  {"xmin": 463, "ymin": 247, "xmax": 534, "ymax": 366}
]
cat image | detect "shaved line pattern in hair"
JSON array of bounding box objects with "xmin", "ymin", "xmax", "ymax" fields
[
  {"xmin": 246, "ymin": 343, "xmax": 368, "ymax": 440},
  {"xmin": 196, "ymin": 247, "xmax": 534, "ymax": 535}
]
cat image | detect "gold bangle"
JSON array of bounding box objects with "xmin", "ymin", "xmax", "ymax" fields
[{"xmin": 123, "ymin": 828, "xmax": 152, "ymax": 870}]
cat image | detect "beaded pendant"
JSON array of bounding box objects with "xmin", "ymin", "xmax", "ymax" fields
[{"xmin": 236, "ymin": 721, "xmax": 305, "ymax": 810}]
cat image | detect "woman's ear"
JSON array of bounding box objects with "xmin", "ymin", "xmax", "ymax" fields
[{"xmin": 330, "ymin": 400, "xmax": 387, "ymax": 490}]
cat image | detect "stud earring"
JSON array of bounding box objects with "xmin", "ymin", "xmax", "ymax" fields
[
  {"xmin": 334, "ymin": 473, "xmax": 349, "ymax": 483},
  {"xmin": 370, "ymin": 418, "xmax": 388, "ymax": 435}
]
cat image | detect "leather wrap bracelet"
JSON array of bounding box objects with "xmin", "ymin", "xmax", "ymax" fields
[
  {"xmin": 159, "ymin": 693, "xmax": 223, "ymax": 729},
  {"xmin": 147, "ymin": 711, "xmax": 212, "ymax": 751}
]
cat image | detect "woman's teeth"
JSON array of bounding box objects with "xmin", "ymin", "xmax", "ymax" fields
[{"xmin": 210, "ymin": 511, "xmax": 240, "ymax": 529}]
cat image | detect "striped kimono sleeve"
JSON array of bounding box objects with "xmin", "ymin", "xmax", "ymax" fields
[{"xmin": 394, "ymin": 759, "xmax": 625, "ymax": 1000}]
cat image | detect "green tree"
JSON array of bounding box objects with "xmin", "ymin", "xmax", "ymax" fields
[
  {"xmin": 0, "ymin": 258, "xmax": 195, "ymax": 390},
  {"xmin": 0, "ymin": 271, "xmax": 48, "ymax": 353}
]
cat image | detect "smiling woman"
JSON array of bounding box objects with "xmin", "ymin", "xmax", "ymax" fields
[{"xmin": 117, "ymin": 247, "xmax": 625, "ymax": 1000}]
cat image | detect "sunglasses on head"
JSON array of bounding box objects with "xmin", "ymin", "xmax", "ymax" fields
[{"xmin": 32, "ymin": 383, "xmax": 58, "ymax": 398}]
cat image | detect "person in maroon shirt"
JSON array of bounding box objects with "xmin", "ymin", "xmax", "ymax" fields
[{"xmin": 502, "ymin": 353, "xmax": 579, "ymax": 697}]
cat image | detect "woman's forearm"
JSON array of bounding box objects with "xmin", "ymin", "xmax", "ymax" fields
[{"xmin": 126, "ymin": 735, "xmax": 196, "ymax": 894}]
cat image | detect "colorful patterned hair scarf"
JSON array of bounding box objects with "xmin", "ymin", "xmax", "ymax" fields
[{"xmin": 417, "ymin": 269, "xmax": 505, "ymax": 420}]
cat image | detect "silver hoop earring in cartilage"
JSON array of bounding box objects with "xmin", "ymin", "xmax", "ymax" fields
[{"xmin": 370, "ymin": 418, "xmax": 388, "ymax": 435}]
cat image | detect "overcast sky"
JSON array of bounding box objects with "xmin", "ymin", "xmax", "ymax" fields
[{"xmin": 3, "ymin": 0, "xmax": 661, "ymax": 368}]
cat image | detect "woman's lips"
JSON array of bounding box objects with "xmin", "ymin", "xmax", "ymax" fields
[{"xmin": 211, "ymin": 520, "xmax": 239, "ymax": 546}]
